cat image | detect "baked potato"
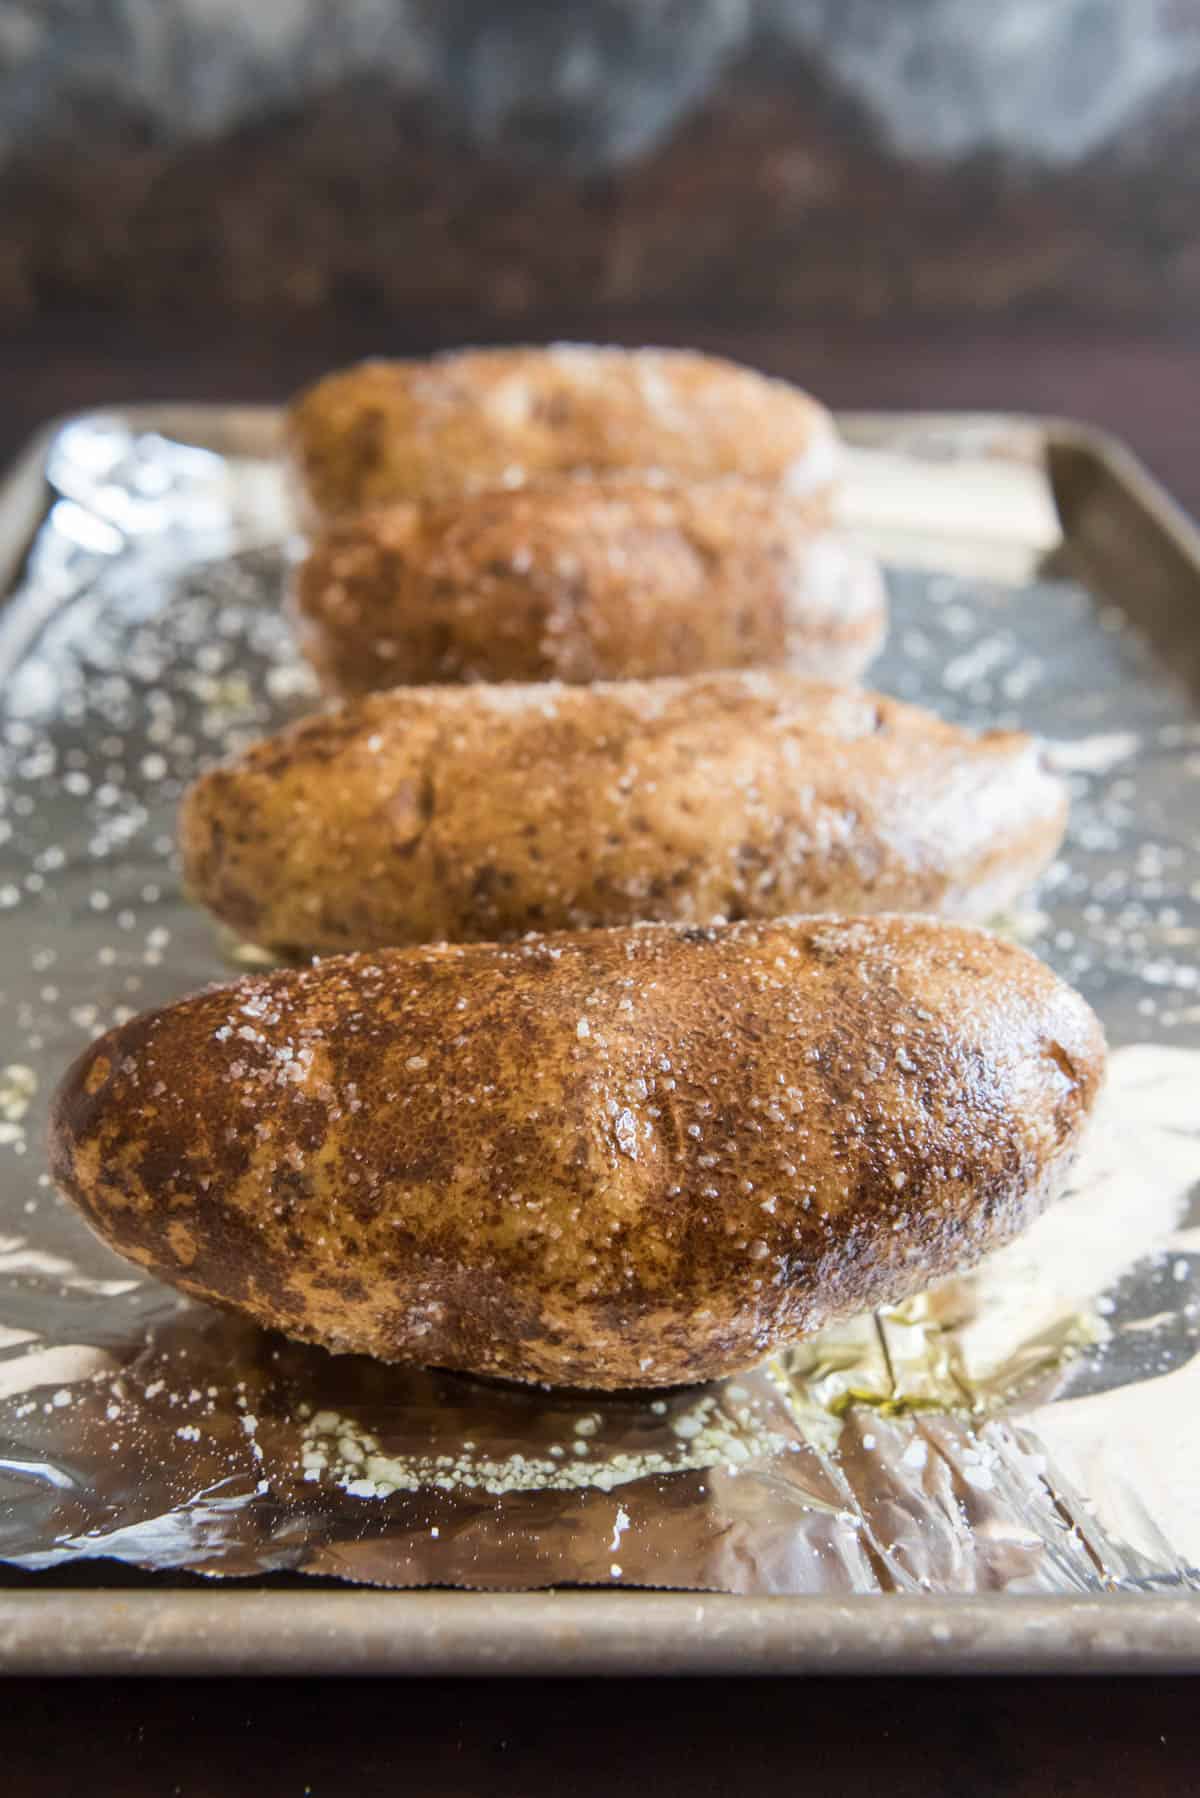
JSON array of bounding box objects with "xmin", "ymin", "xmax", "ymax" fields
[
  {"xmin": 286, "ymin": 345, "xmax": 839, "ymax": 517},
  {"xmin": 50, "ymin": 915, "xmax": 1105, "ymax": 1389},
  {"xmin": 291, "ymin": 477, "xmax": 881, "ymax": 693},
  {"xmin": 180, "ymin": 673, "xmax": 1068, "ymax": 954}
]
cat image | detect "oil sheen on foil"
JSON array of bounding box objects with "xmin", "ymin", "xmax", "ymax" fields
[{"xmin": 0, "ymin": 414, "xmax": 1198, "ymax": 1594}]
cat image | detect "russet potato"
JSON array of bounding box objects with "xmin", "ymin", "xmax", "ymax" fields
[
  {"xmin": 51, "ymin": 915, "xmax": 1105, "ymax": 1389},
  {"xmin": 180, "ymin": 673, "xmax": 1067, "ymax": 954}
]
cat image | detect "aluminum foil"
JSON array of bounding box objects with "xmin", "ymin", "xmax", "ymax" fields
[{"xmin": 0, "ymin": 413, "xmax": 1198, "ymax": 1595}]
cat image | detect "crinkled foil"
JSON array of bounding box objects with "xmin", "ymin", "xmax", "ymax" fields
[{"xmin": 0, "ymin": 414, "xmax": 1198, "ymax": 1595}]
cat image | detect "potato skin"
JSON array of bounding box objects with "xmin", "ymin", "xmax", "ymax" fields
[
  {"xmin": 50, "ymin": 916, "xmax": 1105, "ymax": 1389},
  {"xmin": 286, "ymin": 345, "xmax": 839, "ymax": 517},
  {"xmin": 179, "ymin": 674, "xmax": 1068, "ymax": 954},
  {"xmin": 291, "ymin": 478, "xmax": 879, "ymax": 693}
]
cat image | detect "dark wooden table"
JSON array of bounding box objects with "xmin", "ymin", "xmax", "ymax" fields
[
  {"xmin": 3, "ymin": 1673, "xmax": 1196, "ymax": 1794},
  {"xmin": 2, "ymin": 313, "xmax": 1197, "ymax": 1794}
]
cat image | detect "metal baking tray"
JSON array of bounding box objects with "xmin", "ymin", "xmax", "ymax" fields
[{"xmin": 1, "ymin": 403, "xmax": 1199, "ymax": 1675}]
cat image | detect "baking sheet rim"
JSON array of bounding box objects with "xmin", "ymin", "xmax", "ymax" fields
[
  {"xmin": 1, "ymin": 402, "xmax": 1198, "ymax": 1676},
  {"xmin": 3, "ymin": 1589, "xmax": 1200, "ymax": 1676}
]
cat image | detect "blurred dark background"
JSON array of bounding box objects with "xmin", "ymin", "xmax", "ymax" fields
[
  {"xmin": 2, "ymin": 0, "xmax": 1198, "ymax": 325},
  {"xmin": 0, "ymin": 2, "xmax": 1197, "ymax": 511}
]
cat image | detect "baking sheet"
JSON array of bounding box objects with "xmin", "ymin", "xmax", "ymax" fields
[{"xmin": 1, "ymin": 405, "xmax": 1199, "ymax": 1671}]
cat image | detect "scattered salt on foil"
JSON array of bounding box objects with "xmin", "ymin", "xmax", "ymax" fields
[{"xmin": 0, "ymin": 416, "xmax": 1198, "ymax": 1595}]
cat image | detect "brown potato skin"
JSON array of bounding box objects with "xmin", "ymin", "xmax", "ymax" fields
[
  {"xmin": 179, "ymin": 674, "xmax": 1068, "ymax": 955},
  {"xmin": 286, "ymin": 345, "xmax": 839, "ymax": 517},
  {"xmin": 291, "ymin": 477, "xmax": 880, "ymax": 693},
  {"xmin": 49, "ymin": 917, "xmax": 1105, "ymax": 1389}
]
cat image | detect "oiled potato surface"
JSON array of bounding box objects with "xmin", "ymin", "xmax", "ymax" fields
[
  {"xmin": 287, "ymin": 345, "xmax": 840, "ymax": 516},
  {"xmin": 291, "ymin": 478, "xmax": 878, "ymax": 693},
  {"xmin": 51, "ymin": 916, "xmax": 1105, "ymax": 1388},
  {"xmin": 180, "ymin": 674, "xmax": 1068, "ymax": 953}
]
